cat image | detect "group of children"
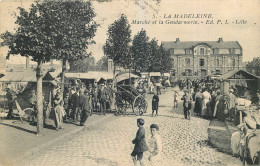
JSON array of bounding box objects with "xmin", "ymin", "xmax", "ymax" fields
[{"xmin": 131, "ymin": 118, "xmax": 162, "ymax": 166}]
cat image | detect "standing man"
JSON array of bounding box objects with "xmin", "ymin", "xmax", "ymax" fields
[
  {"xmin": 98, "ymin": 84, "xmax": 107, "ymax": 115},
  {"xmin": 181, "ymin": 89, "xmax": 193, "ymax": 120},
  {"xmin": 80, "ymin": 90, "xmax": 91, "ymax": 126},
  {"xmin": 71, "ymin": 87, "xmax": 81, "ymax": 122},
  {"xmin": 6, "ymin": 88, "xmax": 15, "ymax": 119}
]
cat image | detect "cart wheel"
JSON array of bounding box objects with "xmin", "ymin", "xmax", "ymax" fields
[
  {"xmin": 20, "ymin": 108, "xmax": 34, "ymax": 123},
  {"xmin": 132, "ymin": 95, "xmax": 147, "ymax": 116}
]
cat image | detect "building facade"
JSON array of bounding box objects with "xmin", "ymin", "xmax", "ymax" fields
[{"xmin": 162, "ymin": 38, "xmax": 243, "ymax": 78}]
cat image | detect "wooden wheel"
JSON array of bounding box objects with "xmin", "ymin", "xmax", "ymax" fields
[
  {"xmin": 132, "ymin": 95, "xmax": 147, "ymax": 116},
  {"xmin": 19, "ymin": 108, "xmax": 35, "ymax": 123}
]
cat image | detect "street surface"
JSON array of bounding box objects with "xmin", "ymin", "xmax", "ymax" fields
[{"xmin": 23, "ymin": 87, "xmax": 241, "ymax": 166}]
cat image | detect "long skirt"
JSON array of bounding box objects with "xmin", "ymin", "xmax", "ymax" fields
[{"xmin": 194, "ymin": 98, "xmax": 202, "ymax": 114}]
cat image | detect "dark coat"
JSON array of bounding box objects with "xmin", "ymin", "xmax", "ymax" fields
[
  {"xmin": 132, "ymin": 127, "xmax": 148, "ymax": 153},
  {"xmin": 152, "ymin": 95, "xmax": 159, "ymax": 110},
  {"xmin": 71, "ymin": 92, "xmax": 80, "ymax": 109},
  {"xmin": 98, "ymin": 88, "xmax": 107, "ymax": 101},
  {"xmin": 80, "ymin": 94, "xmax": 90, "ymax": 112}
]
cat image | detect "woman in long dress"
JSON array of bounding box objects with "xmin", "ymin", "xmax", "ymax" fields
[
  {"xmin": 194, "ymin": 89, "xmax": 203, "ymax": 116},
  {"xmin": 53, "ymin": 91, "xmax": 66, "ymax": 130},
  {"xmin": 201, "ymin": 88, "xmax": 211, "ymax": 117}
]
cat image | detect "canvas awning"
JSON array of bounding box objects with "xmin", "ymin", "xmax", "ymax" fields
[
  {"xmin": 217, "ymin": 69, "xmax": 260, "ymax": 80},
  {"xmin": 65, "ymin": 71, "xmax": 113, "ymax": 81},
  {"xmin": 149, "ymin": 72, "xmax": 161, "ymax": 77},
  {"xmin": 163, "ymin": 73, "xmax": 170, "ymax": 77},
  {"xmin": 115, "ymin": 73, "xmax": 140, "ymax": 83},
  {"xmin": 0, "ymin": 70, "xmax": 49, "ymax": 82}
]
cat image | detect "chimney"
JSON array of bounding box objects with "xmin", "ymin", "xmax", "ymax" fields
[
  {"xmin": 107, "ymin": 59, "xmax": 113, "ymax": 73},
  {"xmin": 26, "ymin": 57, "xmax": 30, "ymax": 68},
  {"xmin": 176, "ymin": 38, "xmax": 180, "ymax": 43},
  {"xmin": 50, "ymin": 59, "xmax": 54, "ymax": 66},
  {"xmin": 218, "ymin": 38, "xmax": 223, "ymax": 43}
]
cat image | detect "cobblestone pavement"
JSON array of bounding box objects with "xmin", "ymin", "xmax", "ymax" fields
[{"xmin": 25, "ymin": 87, "xmax": 242, "ymax": 166}]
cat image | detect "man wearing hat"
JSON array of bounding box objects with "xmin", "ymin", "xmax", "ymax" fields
[
  {"xmin": 79, "ymin": 89, "xmax": 91, "ymax": 126},
  {"xmin": 181, "ymin": 89, "xmax": 193, "ymax": 120},
  {"xmin": 97, "ymin": 83, "xmax": 108, "ymax": 115},
  {"xmin": 131, "ymin": 118, "xmax": 148, "ymax": 166}
]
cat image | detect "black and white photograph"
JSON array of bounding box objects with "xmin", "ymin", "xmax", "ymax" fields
[{"xmin": 0, "ymin": 0, "xmax": 260, "ymax": 165}]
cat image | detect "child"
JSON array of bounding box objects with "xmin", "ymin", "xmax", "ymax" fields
[
  {"xmin": 148, "ymin": 124, "xmax": 162, "ymax": 165},
  {"xmin": 173, "ymin": 90, "xmax": 179, "ymax": 108},
  {"xmin": 131, "ymin": 118, "xmax": 148, "ymax": 166},
  {"xmin": 152, "ymin": 92, "xmax": 159, "ymax": 116}
]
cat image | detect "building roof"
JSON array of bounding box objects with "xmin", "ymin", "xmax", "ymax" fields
[
  {"xmin": 217, "ymin": 69, "xmax": 260, "ymax": 80},
  {"xmin": 162, "ymin": 41, "xmax": 241, "ymax": 50},
  {"xmin": 0, "ymin": 70, "xmax": 60, "ymax": 82}
]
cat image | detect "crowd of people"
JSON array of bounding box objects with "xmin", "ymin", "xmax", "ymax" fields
[{"xmin": 176, "ymin": 78, "xmax": 260, "ymax": 123}]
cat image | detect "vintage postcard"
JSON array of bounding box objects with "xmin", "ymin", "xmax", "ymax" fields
[{"xmin": 0, "ymin": 0, "xmax": 259, "ymax": 166}]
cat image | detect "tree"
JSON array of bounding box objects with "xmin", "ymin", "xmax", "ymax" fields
[
  {"xmin": 1, "ymin": 0, "xmax": 98, "ymax": 135},
  {"xmin": 38, "ymin": 1, "xmax": 98, "ymax": 96},
  {"xmin": 1, "ymin": 4, "xmax": 53, "ymax": 135},
  {"xmin": 103, "ymin": 14, "xmax": 132, "ymax": 69},
  {"xmin": 96, "ymin": 56, "xmax": 108, "ymax": 71},
  {"xmin": 147, "ymin": 38, "xmax": 160, "ymax": 72},
  {"xmin": 131, "ymin": 29, "xmax": 150, "ymax": 72},
  {"xmin": 159, "ymin": 44, "xmax": 173, "ymax": 73},
  {"xmin": 69, "ymin": 56, "xmax": 96, "ymax": 72}
]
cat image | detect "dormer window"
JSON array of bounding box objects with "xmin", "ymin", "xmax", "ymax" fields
[{"xmin": 200, "ymin": 48, "xmax": 204, "ymax": 55}]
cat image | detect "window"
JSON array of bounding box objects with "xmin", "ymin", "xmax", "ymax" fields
[
  {"xmin": 229, "ymin": 48, "xmax": 235, "ymax": 54},
  {"xmin": 200, "ymin": 48, "xmax": 204, "ymax": 55},
  {"xmin": 199, "ymin": 59, "xmax": 204, "ymax": 66},
  {"xmin": 185, "ymin": 58, "xmax": 190, "ymax": 67},
  {"xmin": 216, "ymin": 70, "xmax": 221, "ymax": 75},
  {"xmin": 232, "ymin": 59, "xmax": 236, "ymax": 67},
  {"xmin": 172, "ymin": 49, "xmax": 174, "ymax": 54},
  {"xmin": 172, "ymin": 59, "xmax": 175, "ymax": 67},
  {"xmin": 215, "ymin": 59, "xmax": 219, "ymax": 66},
  {"xmin": 185, "ymin": 49, "xmax": 190, "ymax": 54},
  {"xmin": 213, "ymin": 48, "xmax": 219, "ymax": 54}
]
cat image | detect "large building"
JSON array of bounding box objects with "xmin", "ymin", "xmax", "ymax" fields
[{"xmin": 162, "ymin": 38, "xmax": 243, "ymax": 78}]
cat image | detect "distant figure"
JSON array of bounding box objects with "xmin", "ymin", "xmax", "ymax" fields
[
  {"xmin": 6, "ymin": 88, "xmax": 15, "ymax": 119},
  {"xmin": 194, "ymin": 89, "xmax": 203, "ymax": 116},
  {"xmin": 80, "ymin": 90, "xmax": 91, "ymax": 126},
  {"xmin": 152, "ymin": 92, "xmax": 159, "ymax": 116},
  {"xmin": 148, "ymin": 124, "xmax": 162, "ymax": 165},
  {"xmin": 181, "ymin": 89, "xmax": 192, "ymax": 120},
  {"xmin": 173, "ymin": 90, "xmax": 179, "ymax": 108},
  {"xmin": 201, "ymin": 88, "xmax": 212, "ymax": 118},
  {"xmin": 71, "ymin": 87, "xmax": 81, "ymax": 122},
  {"xmin": 131, "ymin": 118, "xmax": 148, "ymax": 166},
  {"xmin": 98, "ymin": 83, "xmax": 108, "ymax": 115},
  {"xmin": 53, "ymin": 91, "xmax": 66, "ymax": 130}
]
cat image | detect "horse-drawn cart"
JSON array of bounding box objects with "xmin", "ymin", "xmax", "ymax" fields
[{"xmin": 115, "ymin": 85, "xmax": 147, "ymax": 116}]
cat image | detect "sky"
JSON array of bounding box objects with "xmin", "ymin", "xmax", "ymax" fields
[{"xmin": 0, "ymin": 0, "xmax": 259, "ymax": 64}]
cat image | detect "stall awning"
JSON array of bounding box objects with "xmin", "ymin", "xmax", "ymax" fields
[
  {"xmin": 65, "ymin": 71, "xmax": 113, "ymax": 81},
  {"xmin": 149, "ymin": 72, "xmax": 161, "ymax": 77},
  {"xmin": 217, "ymin": 69, "xmax": 260, "ymax": 80},
  {"xmin": 0, "ymin": 70, "xmax": 49, "ymax": 82},
  {"xmin": 163, "ymin": 73, "xmax": 170, "ymax": 77},
  {"xmin": 115, "ymin": 73, "xmax": 140, "ymax": 83}
]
